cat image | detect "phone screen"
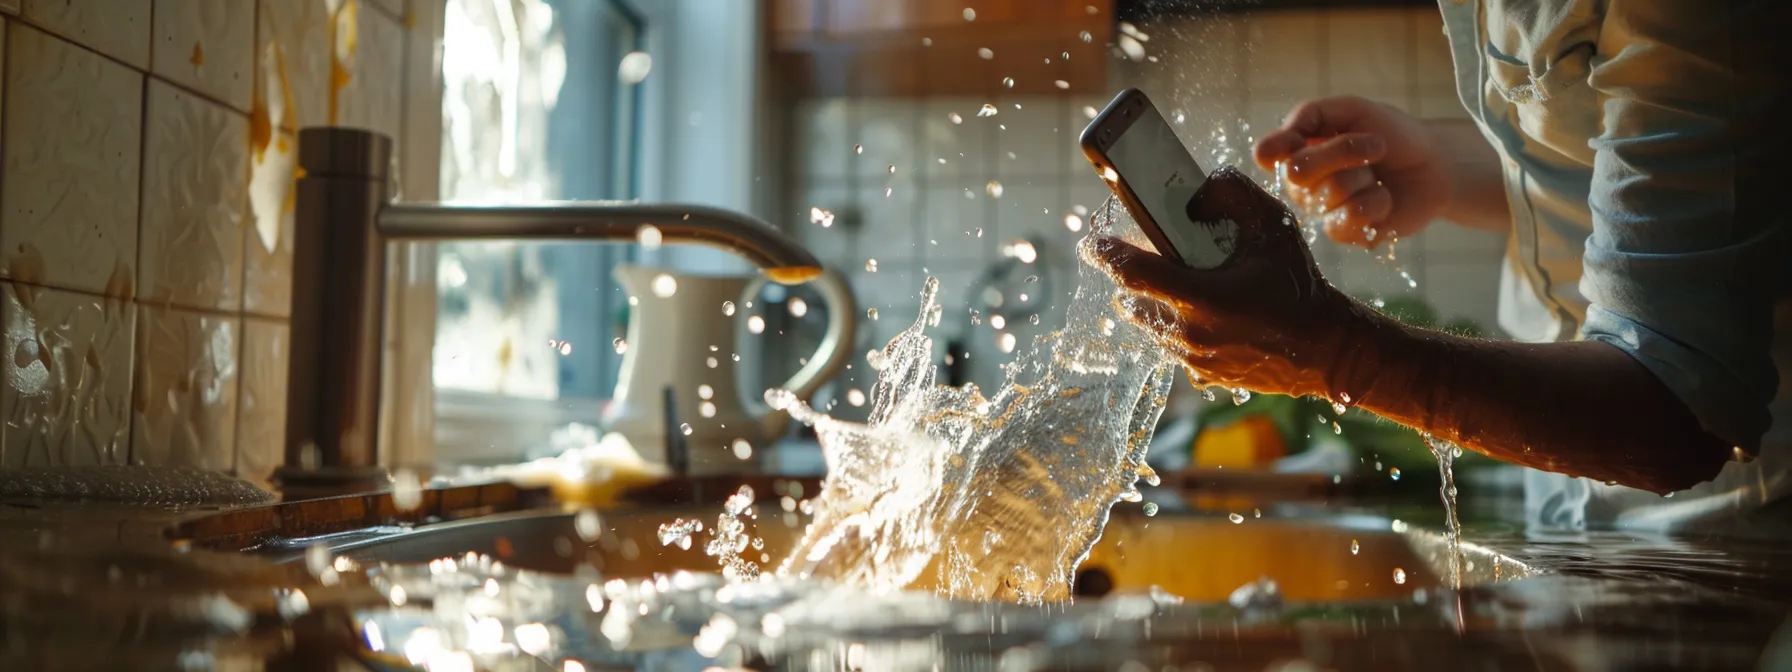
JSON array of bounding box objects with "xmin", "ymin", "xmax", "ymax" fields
[{"xmin": 1105, "ymin": 108, "xmax": 1236, "ymax": 268}]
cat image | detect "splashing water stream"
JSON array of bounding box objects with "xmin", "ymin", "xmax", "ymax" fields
[
  {"xmin": 1425, "ymin": 434, "xmax": 1465, "ymax": 589},
  {"xmin": 766, "ymin": 199, "xmax": 1173, "ymax": 603}
]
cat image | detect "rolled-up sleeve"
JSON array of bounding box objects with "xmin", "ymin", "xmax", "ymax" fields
[{"xmin": 1578, "ymin": 0, "xmax": 1790, "ymax": 452}]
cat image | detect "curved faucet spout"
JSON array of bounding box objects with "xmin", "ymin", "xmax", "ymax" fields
[{"xmin": 378, "ymin": 202, "xmax": 821, "ymax": 283}]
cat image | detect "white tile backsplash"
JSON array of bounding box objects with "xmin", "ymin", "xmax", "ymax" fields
[
  {"xmin": 337, "ymin": 5, "xmax": 403, "ymax": 142},
  {"xmin": 852, "ymin": 97, "xmax": 918, "ymax": 180},
  {"xmin": 0, "ymin": 0, "xmax": 418, "ymax": 475},
  {"xmin": 151, "ymin": 0, "xmax": 255, "ymax": 111},
  {"xmin": 235, "ymin": 317, "xmax": 288, "ymax": 484},
  {"xmin": 919, "ymin": 98, "xmax": 992, "ymax": 179},
  {"xmin": 139, "ymin": 79, "xmax": 248, "ymax": 312},
  {"xmin": 788, "ymin": 7, "xmax": 1478, "ymax": 390},
  {"xmin": 1245, "ymin": 11, "xmax": 1323, "ymax": 95},
  {"xmin": 22, "ymin": 0, "xmax": 151, "ymax": 68},
  {"xmin": 2, "ymin": 24, "xmax": 143, "ymax": 297},
  {"xmin": 131, "ymin": 305, "xmax": 239, "ymax": 469},
  {"xmin": 1326, "ymin": 9, "xmax": 1411, "ymax": 94},
  {"xmin": 0, "ymin": 282, "xmax": 134, "ymax": 468}
]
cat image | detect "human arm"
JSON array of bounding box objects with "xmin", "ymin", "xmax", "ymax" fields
[{"xmin": 1095, "ymin": 171, "xmax": 1733, "ymax": 494}]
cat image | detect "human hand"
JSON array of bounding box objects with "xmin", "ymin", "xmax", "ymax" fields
[
  {"xmin": 1253, "ymin": 96, "xmax": 1451, "ymax": 248},
  {"xmin": 1090, "ymin": 167, "xmax": 1384, "ymax": 401}
]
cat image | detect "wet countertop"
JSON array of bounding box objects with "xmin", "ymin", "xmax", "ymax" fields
[{"xmin": 4, "ymin": 466, "xmax": 1792, "ymax": 671}]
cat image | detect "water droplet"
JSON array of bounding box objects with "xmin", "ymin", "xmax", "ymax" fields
[
  {"xmin": 865, "ymin": 258, "xmax": 878, "ymax": 272},
  {"xmin": 1230, "ymin": 388, "xmax": 1252, "ymax": 405},
  {"xmin": 947, "ymin": 112, "xmax": 962, "ymax": 125},
  {"xmin": 978, "ymin": 103, "xmax": 999, "ymax": 117},
  {"xmin": 1350, "ymin": 539, "xmax": 1360, "ymax": 555},
  {"xmin": 963, "ymin": 7, "xmax": 976, "ymax": 20},
  {"xmin": 809, "ymin": 206, "xmax": 836, "ymax": 228},
  {"xmin": 1228, "ymin": 513, "xmax": 1244, "ymax": 524},
  {"xmin": 680, "ymin": 423, "xmax": 693, "ymax": 436},
  {"xmin": 990, "ymin": 315, "xmax": 1006, "ymax": 330},
  {"xmin": 612, "ymin": 337, "xmax": 628, "ymax": 354},
  {"xmin": 1002, "ymin": 76, "xmax": 1015, "ymax": 88},
  {"xmin": 1064, "ymin": 213, "xmax": 1084, "ymax": 232},
  {"xmin": 618, "ymin": 51, "xmax": 653, "ymax": 84},
  {"xmin": 969, "ymin": 309, "xmax": 981, "ymax": 325},
  {"xmin": 977, "ymin": 47, "xmax": 995, "ymax": 60},
  {"xmin": 1143, "ymin": 502, "xmax": 1158, "ymax": 516},
  {"xmin": 1389, "ymin": 467, "xmax": 1401, "ymax": 481},
  {"xmin": 721, "ymin": 301, "xmax": 736, "ymax": 317},
  {"xmin": 1079, "ymin": 30, "xmax": 1093, "ymax": 42},
  {"xmin": 1029, "ymin": 314, "xmax": 1040, "ymax": 325},
  {"xmin": 986, "ymin": 180, "xmax": 1004, "ymax": 198},
  {"xmin": 1332, "ymin": 421, "xmax": 1342, "ymax": 435},
  {"xmin": 1392, "ymin": 568, "xmax": 1407, "ymax": 584},
  {"xmin": 1332, "ymin": 400, "xmax": 1347, "ymax": 414},
  {"xmin": 998, "ymin": 332, "xmax": 1017, "ymax": 353},
  {"xmin": 732, "ymin": 439, "xmax": 753, "ymax": 460},
  {"xmin": 637, "ymin": 225, "xmax": 662, "ymax": 249},
  {"xmin": 651, "ymin": 273, "xmax": 678, "ymax": 297},
  {"xmin": 575, "ymin": 509, "xmax": 603, "ymax": 541},
  {"xmin": 846, "ymin": 388, "xmax": 866, "ymax": 407},
  {"xmin": 747, "ymin": 315, "xmax": 766, "ymax": 334},
  {"xmin": 1054, "ymin": 79, "xmax": 1070, "ymax": 89},
  {"xmin": 788, "ymin": 297, "xmax": 809, "ymax": 318},
  {"xmin": 391, "ymin": 469, "xmax": 422, "ymax": 511},
  {"xmin": 853, "ymin": 143, "xmax": 863, "ymax": 154},
  {"xmin": 1201, "ymin": 387, "xmax": 1217, "ymax": 402},
  {"xmin": 888, "ymin": 164, "xmax": 898, "ymax": 173}
]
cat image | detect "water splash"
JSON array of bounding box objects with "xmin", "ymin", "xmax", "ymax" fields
[
  {"xmin": 1424, "ymin": 433, "xmax": 1465, "ymax": 589},
  {"xmin": 767, "ymin": 199, "xmax": 1174, "ymax": 603}
]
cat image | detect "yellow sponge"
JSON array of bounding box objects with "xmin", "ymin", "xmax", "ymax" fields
[{"xmin": 1192, "ymin": 415, "xmax": 1286, "ymax": 469}]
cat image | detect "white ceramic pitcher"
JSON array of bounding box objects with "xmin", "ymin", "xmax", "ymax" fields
[{"xmin": 601, "ymin": 265, "xmax": 856, "ymax": 474}]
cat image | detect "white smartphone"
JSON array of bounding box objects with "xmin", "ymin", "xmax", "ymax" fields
[{"xmin": 1079, "ymin": 88, "xmax": 1237, "ymax": 268}]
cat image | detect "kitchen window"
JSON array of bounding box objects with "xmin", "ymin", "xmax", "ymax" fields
[{"xmin": 434, "ymin": 0, "xmax": 645, "ymax": 462}]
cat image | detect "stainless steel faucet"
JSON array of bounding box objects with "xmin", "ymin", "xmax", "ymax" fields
[{"xmin": 285, "ymin": 127, "xmax": 824, "ymax": 476}]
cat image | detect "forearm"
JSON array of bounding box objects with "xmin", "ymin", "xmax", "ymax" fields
[
  {"xmin": 1424, "ymin": 120, "xmax": 1511, "ymax": 233},
  {"xmin": 1341, "ymin": 309, "xmax": 1731, "ymax": 494}
]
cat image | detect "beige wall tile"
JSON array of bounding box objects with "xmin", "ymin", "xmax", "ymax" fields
[
  {"xmin": 1326, "ymin": 9, "xmax": 1411, "ymax": 94},
  {"xmin": 21, "ymin": 0, "xmax": 150, "ymax": 68},
  {"xmin": 131, "ymin": 306, "xmax": 239, "ymax": 469},
  {"xmin": 337, "ymin": 5, "xmax": 404, "ymax": 143},
  {"xmin": 993, "ymin": 96, "xmax": 1065, "ymax": 180},
  {"xmin": 919, "ymin": 185, "xmax": 993, "ymax": 264},
  {"xmin": 0, "ymin": 283, "xmax": 134, "ymax": 468},
  {"xmin": 855, "ymin": 184, "xmax": 918, "ymax": 265},
  {"xmin": 1422, "ymin": 256, "xmax": 1504, "ymax": 332},
  {"xmin": 139, "ymin": 79, "xmax": 248, "ymax": 312},
  {"xmin": 1412, "ymin": 6, "xmax": 1456, "ymax": 95},
  {"xmin": 1245, "ymin": 11, "xmax": 1323, "ymax": 95},
  {"xmin": 992, "ymin": 183, "xmax": 1066, "ymax": 247},
  {"xmin": 795, "ymin": 98, "xmax": 850, "ymax": 180},
  {"xmin": 365, "ymin": 0, "xmax": 402, "ymax": 20},
  {"xmin": 2, "ymin": 25, "xmax": 143, "ymax": 297},
  {"xmin": 257, "ymin": 0, "xmax": 332, "ymax": 133},
  {"xmin": 151, "ymin": 0, "xmax": 255, "ymax": 111},
  {"xmin": 245, "ymin": 128, "xmax": 296, "ymax": 317},
  {"xmin": 852, "ymin": 98, "xmax": 919, "ymax": 180},
  {"xmin": 234, "ymin": 317, "xmax": 287, "ymax": 484},
  {"xmin": 1416, "ymin": 93, "xmax": 1470, "ymax": 121},
  {"xmin": 919, "ymin": 98, "xmax": 991, "ymax": 180}
]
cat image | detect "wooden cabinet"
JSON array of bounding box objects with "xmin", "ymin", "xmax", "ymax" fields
[{"xmin": 771, "ymin": 0, "xmax": 1113, "ymax": 97}]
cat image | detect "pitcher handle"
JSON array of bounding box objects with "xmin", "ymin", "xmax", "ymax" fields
[{"xmin": 747, "ymin": 267, "xmax": 857, "ymax": 439}]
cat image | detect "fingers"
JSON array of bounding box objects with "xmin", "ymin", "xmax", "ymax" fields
[
  {"xmin": 1285, "ymin": 134, "xmax": 1386, "ymax": 188},
  {"xmin": 1090, "ymin": 237, "xmax": 1196, "ymax": 301},
  {"xmin": 1289, "ymin": 166, "xmax": 1378, "ymax": 212},
  {"xmin": 1320, "ymin": 186, "xmax": 1395, "ymax": 247},
  {"xmin": 1252, "ymin": 97, "xmax": 1384, "ymax": 171},
  {"xmin": 1188, "ymin": 168, "xmax": 1304, "ymax": 252}
]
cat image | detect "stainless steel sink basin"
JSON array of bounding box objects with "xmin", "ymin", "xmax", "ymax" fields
[{"xmin": 321, "ymin": 504, "xmax": 1529, "ymax": 602}]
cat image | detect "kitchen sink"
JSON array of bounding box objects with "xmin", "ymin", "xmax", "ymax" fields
[{"xmin": 319, "ymin": 504, "xmax": 1528, "ymax": 602}]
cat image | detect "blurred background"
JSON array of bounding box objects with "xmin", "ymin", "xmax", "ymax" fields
[{"xmin": 0, "ymin": 0, "xmax": 1510, "ymax": 489}]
